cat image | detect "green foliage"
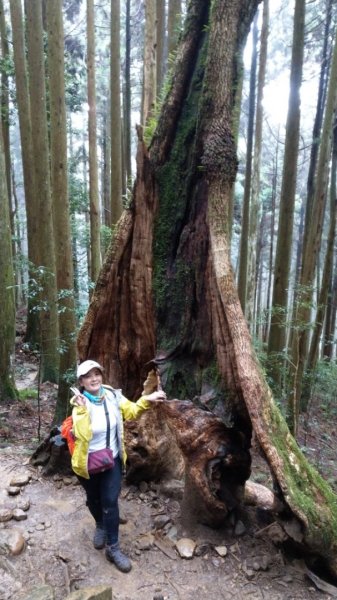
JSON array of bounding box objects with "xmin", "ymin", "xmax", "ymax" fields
[
  {"xmin": 18, "ymin": 388, "xmax": 38, "ymax": 401},
  {"xmin": 58, "ymin": 332, "xmax": 77, "ymax": 356},
  {"xmin": 69, "ymin": 155, "xmax": 88, "ymax": 212},
  {"xmin": 305, "ymin": 360, "xmax": 337, "ymax": 414},
  {"xmin": 100, "ymin": 224, "xmax": 113, "ymax": 253},
  {"xmin": 57, "ymin": 288, "xmax": 76, "ymax": 303},
  {"xmin": 64, "ymin": 36, "xmax": 86, "ymax": 113},
  {"xmin": 143, "ymin": 66, "xmax": 175, "ymax": 147},
  {"xmin": 253, "ymin": 333, "xmax": 289, "ymax": 416},
  {"xmin": 0, "ymin": 55, "xmax": 15, "ymax": 78},
  {"xmin": 144, "ymin": 113, "xmax": 158, "ymax": 147},
  {"xmin": 58, "ymin": 367, "xmax": 77, "ymax": 386}
]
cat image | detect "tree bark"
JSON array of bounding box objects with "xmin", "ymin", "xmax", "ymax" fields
[
  {"xmin": 288, "ymin": 20, "xmax": 337, "ymax": 435},
  {"xmin": 26, "ymin": 0, "xmax": 59, "ymax": 383},
  {"xmin": 110, "ymin": 0, "xmax": 123, "ymax": 223},
  {"xmin": 87, "ymin": 0, "xmax": 101, "ymax": 281},
  {"xmin": 167, "ymin": 0, "xmax": 181, "ymax": 59},
  {"xmin": 10, "ymin": 0, "xmax": 39, "ymax": 343},
  {"xmin": 124, "ymin": 0, "xmax": 132, "ymax": 186},
  {"xmin": 238, "ymin": 14, "xmax": 258, "ymax": 315},
  {"xmin": 102, "ymin": 97, "xmax": 111, "ymax": 228},
  {"xmin": 156, "ymin": 0, "xmax": 166, "ymax": 96},
  {"xmin": 301, "ymin": 0, "xmax": 332, "ymax": 266},
  {"xmin": 142, "ymin": 0, "xmax": 157, "ymax": 127},
  {"xmin": 305, "ymin": 122, "xmax": 337, "ymax": 381},
  {"xmin": 0, "ymin": 118, "xmax": 17, "ymax": 400},
  {"xmin": 323, "ymin": 262, "xmax": 337, "ymax": 359},
  {"xmin": 246, "ymin": 0, "xmax": 269, "ymax": 329},
  {"xmin": 0, "ymin": 0, "xmax": 12, "ymax": 214},
  {"xmin": 267, "ymin": 0, "xmax": 305, "ymax": 386},
  {"xmin": 46, "ymin": 0, "xmax": 77, "ymax": 421}
]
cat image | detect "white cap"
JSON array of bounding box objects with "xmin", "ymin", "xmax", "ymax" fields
[{"xmin": 77, "ymin": 360, "xmax": 103, "ymax": 378}]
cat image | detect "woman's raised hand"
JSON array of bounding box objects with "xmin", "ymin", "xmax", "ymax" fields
[
  {"xmin": 145, "ymin": 390, "xmax": 167, "ymax": 402},
  {"xmin": 70, "ymin": 386, "xmax": 86, "ymax": 406}
]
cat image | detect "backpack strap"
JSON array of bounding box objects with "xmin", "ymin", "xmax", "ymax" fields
[{"xmin": 103, "ymin": 398, "xmax": 110, "ymax": 448}]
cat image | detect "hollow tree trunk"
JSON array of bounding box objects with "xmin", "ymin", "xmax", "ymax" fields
[{"xmin": 77, "ymin": 0, "xmax": 337, "ymax": 575}]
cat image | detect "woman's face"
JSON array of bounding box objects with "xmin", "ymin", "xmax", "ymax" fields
[{"xmin": 80, "ymin": 368, "xmax": 103, "ymax": 395}]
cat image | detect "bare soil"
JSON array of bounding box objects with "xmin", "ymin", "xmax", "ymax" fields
[{"xmin": 0, "ymin": 344, "xmax": 336, "ymax": 599}]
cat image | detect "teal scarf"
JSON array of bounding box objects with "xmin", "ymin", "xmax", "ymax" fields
[{"xmin": 83, "ymin": 387, "xmax": 105, "ymax": 405}]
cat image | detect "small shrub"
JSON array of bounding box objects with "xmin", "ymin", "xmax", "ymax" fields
[{"xmin": 18, "ymin": 388, "xmax": 38, "ymax": 401}]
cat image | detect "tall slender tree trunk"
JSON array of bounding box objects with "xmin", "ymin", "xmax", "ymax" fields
[
  {"xmin": 46, "ymin": 0, "xmax": 77, "ymax": 420},
  {"xmin": 11, "ymin": 170, "xmax": 25, "ymax": 307},
  {"xmin": 142, "ymin": 0, "xmax": 157, "ymax": 127},
  {"xmin": 0, "ymin": 0, "xmax": 11, "ymax": 206},
  {"xmin": 305, "ymin": 123, "xmax": 337, "ymax": 385},
  {"xmin": 110, "ymin": 0, "xmax": 123, "ymax": 223},
  {"xmin": 254, "ymin": 214, "xmax": 265, "ymax": 339},
  {"xmin": 237, "ymin": 14, "xmax": 258, "ymax": 315},
  {"xmin": 301, "ymin": 0, "xmax": 332, "ymax": 264},
  {"xmin": 124, "ymin": 0, "xmax": 132, "ymax": 186},
  {"xmin": 26, "ymin": 0, "xmax": 59, "ymax": 383},
  {"xmin": 246, "ymin": 0, "xmax": 269, "ymax": 329},
  {"xmin": 0, "ymin": 117, "xmax": 17, "ymax": 400},
  {"xmin": 0, "ymin": 0, "xmax": 17, "ymax": 305},
  {"xmin": 167, "ymin": 0, "xmax": 181, "ymax": 59},
  {"xmin": 10, "ymin": 0, "xmax": 39, "ymax": 343},
  {"xmin": 156, "ymin": 0, "xmax": 166, "ymax": 95},
  {"xmin": 323, "ymin": 262, "xmax": 337, "ymax": 359},
  {"xmin": 87, "ymin": 0, "xmax": 101, "ymax": 282},
  {"xmin": 288, "ymin": 22, "xmax": 337, "ymax": 435},
  {"xmin": 267, "ymin": 0, "xmax": 305, "ymax": 388},
  {"xmin": 102, "ymin": 97, "xmax": 111, "ymax": 228},
  {"xmin": 288, "ymin": 5, "xmax": 332, "ymax": 361},
  {"xmin": 263, "ymin": 146, "xmax": 278, "ymax": 342}
]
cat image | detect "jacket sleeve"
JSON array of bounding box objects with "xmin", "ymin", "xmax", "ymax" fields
[
  {"xmin": 120, "ymin": 395, "xmax": 151, "ymax": 420},
  {"xmin": 71, "ymin": 404, "xmax": 92, "ymax": 479}
]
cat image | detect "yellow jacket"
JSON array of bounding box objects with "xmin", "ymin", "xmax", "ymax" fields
[{"xmin": 70, "ymin": 385, "xmax": 150, "ymax": 479}]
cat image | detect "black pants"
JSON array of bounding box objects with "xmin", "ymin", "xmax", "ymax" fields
[{"xmin": 78, "ymin": 456, "xmax": 122, "ymax": 545}]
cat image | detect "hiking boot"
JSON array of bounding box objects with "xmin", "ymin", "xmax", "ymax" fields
[
  {"xmin": 93, "ymin": 525, "xmax": 106, "ymax": 549},
  {"xmin": 106, "ymin": 542, "xmax": 132, "ymax": 572}
]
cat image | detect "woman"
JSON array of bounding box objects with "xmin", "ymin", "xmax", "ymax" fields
[{"xmin": 70, "ymin": 359, "xmax": 166, "ymax": 573}]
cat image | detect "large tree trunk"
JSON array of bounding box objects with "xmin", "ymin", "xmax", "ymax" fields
[
  {"xmin": 267, "ymin": 0, "xmax": 305, "ymax": 387},
  {"xmin": 305, "ymin": 122, "xmax": 337, "ymax": 380},
  {"xmin": 110, "ymin": 0, "xmax": 123, "ymax": 223},
  {"xmin": 10, "ymin": 0, "xmax": 39, "ymax": 344},
  {"xmin": 288, "ymin": 19, "xmax": 337, "ymax": 435},
  {"xmin": 141, "ymin": 0, "xmax": 157, "ymax": 127},
  {"xmin": 0, "ymin": 118, "xmax": 17, "ymax": 400},
  {"xmin": 237, "ymin": 13, "xmax": 258, "ymax": 315},
  {"xmin": 77, "ymin": 0, "xmax": 337, "ymax": 576},
  {"xmin": 124, "ymin": 0, "xmax": 132, "ymax": 186},
  {"xmin": 246, "ymin": 0, "xmax": 269, "ymax": 329},
  {"xmin": 46, "ymin": 0, "xmax": 77, "ymax": 421},
  {"xmin": 26, "ymin": 0, "xmax": 59, "ymax": 383},
  {"xmin": 87, "ymin": 0, "xmax": 101, "ymax": 280},
  {"xmin": 156, "ymin": 0, "xmax": 165, "ymax": 95},
  {"xmin": 0, "ymin": 0, "xmax": 12, "ymax": 216},
  {"xmin": 167, "ymin": 0, "xmax": 181, "ymax": 59}
]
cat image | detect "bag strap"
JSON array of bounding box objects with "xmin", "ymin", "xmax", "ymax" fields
[{"xmin": 103, "ymin": 399, "xmax": 110, "ymax": 448}]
